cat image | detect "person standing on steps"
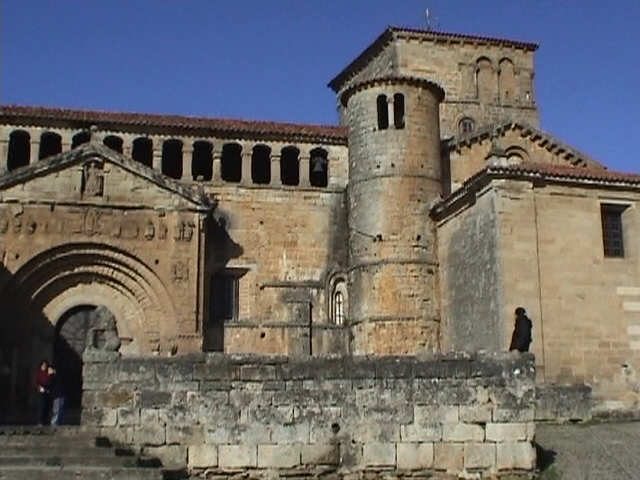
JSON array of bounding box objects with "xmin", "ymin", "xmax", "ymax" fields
[
  {"xmin": 49, "ymin": 365, "xmax": 65, "ymax": 426},
  {"xmin": 34, "ymin": 360, "xmax": 52, "ymax": 425},
  {"xmin": 509, "ymin": 307, "xmax": 533, "ymax": 353}
]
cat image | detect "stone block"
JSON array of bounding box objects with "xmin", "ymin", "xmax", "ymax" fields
[
  {"xmin": 143, "ymin": 445, "xmax": 186, "ymax": 468},
  {"xmin": 496, "ymin": 442, "xmax": 536, "ymax": 470},
  {"xmin": 492, "ymin": 407, "xmax": 534, "ymax": 422},
  {"xmin": 132, "ymin": 422, "xmax": 166, "ymax": 446},
  {"xmin": 240, "ymin": 364, "xmax": 277, "ymax": 381},
  {"xmin": 218, "ymin": 444, "xmax": 257, "ymax": 468},
  {"xmin": 442, "ymin": 423, "xmax": 485, "ymax": 442},
  {"xmin": 434, "ymin": 443, "xmax": 463, "ymax": 472},
  {"xmin": 301, "ymin": 444, "xmax": 340, "ymax": 465},
  {"xmin": 166, "ymin": 424, "xmax": 205, "ymax": 445},
  {"xmin": 98, "ymin": 386, "xmax": 135, "ymax": 408},
  {"xmin": 137, "ymin": 390, "xmax": 172, "ymax": 408},
  {"xmin": 83, "ymin": 408, "xmax": 117, "ymax": 427},
  {"xmin": 400, "ymin": 424, "xmax": 442, "ymax": 442},
  {"xmin": 188, "ymin": 445, "xmax": 218, "ymax": 469},
  {"xmin": 270, "ymin": 422, "xmax": 310, "ymax": 444},
  {"xmin": 485, "ymin": 423, "xmax": 529, "ymax": 442},
  {"xmin": 362, "ymin": 442, "xmax": 396, "ymax": 466},
  {"xmin": 415, "ymin": 405, "xmax": 459, "ymax": 424},
  {"xmin": 257, "ymin": 444, "xmax": 301, "ymax": 468},
  {"xmin": 460, "ymin": 405, "xmax": 492, "ymax": 423},
  {"xmin": 464, "ymin": 442, "xmax": 496, "ymax": 469},
  {"xmin": 396, "ymin": 442, "xmax": 434, "ymax": 470},
  {"xmin": 117, "ymin": 408, "xmax": 140, "ymax": 426}
]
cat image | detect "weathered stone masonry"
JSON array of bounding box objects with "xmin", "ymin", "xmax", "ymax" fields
[{"xmin": 83, "ymin": 353, "xmax": 536, "ymax": 477}]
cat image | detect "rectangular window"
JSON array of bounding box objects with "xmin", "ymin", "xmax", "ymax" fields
[
  {"xmin": 209, "ymin": 273, "xmax": 239, "ymax": 324},
  {"xmin": 601, "ymin": 204, "xmax": 626, "ymax": 258}
]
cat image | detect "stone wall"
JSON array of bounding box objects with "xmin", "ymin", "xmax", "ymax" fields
[
  {"xmin": 83, "ymin": 352, "xmax": 536, "ymax": 478},
  {"xmin": 436, "ymin": 186, "xmax": 504, "ymax": 353}
]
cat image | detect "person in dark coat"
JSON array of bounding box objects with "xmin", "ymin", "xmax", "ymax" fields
[
  {"xmin": 34, "ymin": 360, "xmax": 52, "ymax": 425},
  {"xmin": 509, "ymin": 307, "xmax": 533, "ymax": 353},
  {"xmin": 49, "ymin": 365, "xmax": 65, "ymax": 426}
]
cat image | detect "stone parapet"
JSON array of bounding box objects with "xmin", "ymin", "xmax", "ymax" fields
[{"xmin": 83, "ymin": 352, "xmax": 536, "ymax": 478}]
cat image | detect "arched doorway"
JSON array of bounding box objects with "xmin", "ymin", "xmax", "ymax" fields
[{"xmin": 53, "ymin": 304, "xmax": 101, "ymax": 425}]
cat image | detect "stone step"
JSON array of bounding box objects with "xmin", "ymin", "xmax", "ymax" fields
[
  {"xmin": 0, "ymin": 455, "xmax": 140, "ymax": 468},
  {"xmin": 0, "ymin": 433, "xmax": 111, "ymax": 448},
  {"xmin": 0, "ymin": 445, "xmax": 129, "ymax": 458},
  {"xmin": 0, "ymin": 466, "xmax": 163, "ymax": 480}
]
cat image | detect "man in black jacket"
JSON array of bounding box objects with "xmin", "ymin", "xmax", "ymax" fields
[{"xmin": 509, "ymin": 307, "xmax": 533, "ymax": 353}]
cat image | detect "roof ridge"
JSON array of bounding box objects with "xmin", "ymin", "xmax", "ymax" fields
[{"xmin": 0, "ymin": 105, "xmax": 348, "ymax": 143}]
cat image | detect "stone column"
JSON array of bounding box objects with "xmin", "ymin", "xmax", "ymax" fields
[
  {"xmin": 152, "ymin": 138, "xmax": 162, "ymax": 172},
  {"xmin": 0, "ymin": 135, "xmax": 8, "ymax": 174},
  {"xmin": 30, "ymin": 130, "xmax": 40, "ymax": 164},
  {"xmin": 212, "ymin": 149, "xmax": 222, "ymax": 182},
  {"xmin": 182, "ymin": 143, "xmax": 193, "ymax": 181},
  {"xmin": 300, "ymin": 155, "xmax": 310, "ymax": 187},
  {"xmin": 122, "ymin": 136, "xmax": 133, "ymax": 159},
  {"xmin": 270, "ymin": 154, "xmax": 281, "ymax": 186},
  {"xmin": 241, "ymin": 151, "xmax": 252, "ymax": 186}
]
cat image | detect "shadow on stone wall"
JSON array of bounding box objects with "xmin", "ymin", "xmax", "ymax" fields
[{"xmin": 0, "ymin": 260, "xmax": 88, "ymax": 426}]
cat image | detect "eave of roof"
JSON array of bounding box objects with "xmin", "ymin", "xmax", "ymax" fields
[
  {"xmin": 329, "ymin": 26, "xmax": 538, "ymax": 93},
  {"xmin": 0, "ymin": 105, "xmax": 348, "ymax": 145},
  {"xmin": 432, "ymin": 162, "xmax": 640, "ymax": 219},
  {"xmin": 446, "ymin": 121, "xmax": 606, "ymax": 169}
]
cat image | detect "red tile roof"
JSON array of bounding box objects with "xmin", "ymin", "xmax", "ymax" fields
[
  {"xmin": 432, "ymin": 161, "xmax": 640, "ymax": 218},
  {"xmin": 329, "ymin": 27, "xmax": 538, "ymax": 92},
  {"xmin": 488, "ymin": 162, "xmax": 640, "ymax": 185},
  {"xmin": 0, "ymin": 105, "xmax": 348, "ymax": 144}
]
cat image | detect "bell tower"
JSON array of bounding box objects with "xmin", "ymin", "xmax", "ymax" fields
[{"xmin": 341, "ymin": 76, "xmax": 445, "ymax": 354}]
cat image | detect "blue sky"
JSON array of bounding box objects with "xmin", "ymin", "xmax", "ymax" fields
[{"xmin": 1, "ymin": 1, "xmax": 638, "ymax": 172}]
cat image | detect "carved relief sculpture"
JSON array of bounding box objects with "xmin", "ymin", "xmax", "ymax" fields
[{"xmin": 82, "ymin": 160, "xmax": 104, "ymax": 196}]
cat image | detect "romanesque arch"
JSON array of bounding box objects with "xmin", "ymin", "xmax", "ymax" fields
[{"xmin": 0, "ymin": 242, "xmax": 178, "ymax": 356}]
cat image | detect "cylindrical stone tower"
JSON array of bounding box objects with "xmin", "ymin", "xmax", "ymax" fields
[{"xmin": 341, "ymin": 76, "xmax": 445, "ymax": 355}]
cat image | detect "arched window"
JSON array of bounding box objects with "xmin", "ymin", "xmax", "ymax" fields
[
  {"xmin": 505, "ymin": 146, "xmax": 528, "ymax": 163},
  {"xmin": 476, "ymin": 57, "xmax": 495, "ymax": 102},
  {"xmin": 103, "ymin": 135, "xmax": 123, "ymax": 153},
  {"xmin": 39, "ymin": 131, "xmax": 62, "ymax": 159},
  {"xmin": 309, "ymin": 147, "xmax": 328, "ymax": 188},
  {"xmin": 330, "ymin": 277, "xmax": 348, "ymax": 326},
  {"xmin": 280, "ymin": 146, "xmax": 300, "ymax": 186},
  {"xmin": 161, "ymin": 139, "xmax": 183, "ymax": 179},
  {"xmin": 7, "ymin": 130, "xmax": 30, "ymax": 171},
  {"xmin": 459, "ymin": 117, "xmax": 475, "ymax": 135},
  {"xmin": 132, "ymin": 137, "xmax": 153, "ymax": 167},
  {"xmin": 393, "ymin": 93, "xmax": 405, "ymax": 129},
  {"xmin": 376, "ymin": 94, "xmax": 389, "ymax": 130},
  {"xmin": 251, "ymin": 144, "xmax": 271, "ymax": 184},
  {"xmin": 221, "ymin": 143, "xmax": 242, "ymax": 183},
  {"xmin": 71, "ymin": 131, "xmax": 91, "ymax": 149},
  {"xmin": 192, "ymin": 140, "xmax": 213, "ymax": 181},
  {"xmin": 498, "ymin": 58, "xmax": 516, "ymax": 104}
]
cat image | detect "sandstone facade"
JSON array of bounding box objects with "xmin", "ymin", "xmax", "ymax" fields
[{"xmin": 0, "ymin": 25, "xmax": 638, "ymax": 430}]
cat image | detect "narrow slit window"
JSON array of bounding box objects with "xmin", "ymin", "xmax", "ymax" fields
[
  {"xmin": 377, "ymin": 94, "xmax": 389, "ymax": 130},
  {"xmin": 393, "ymin": 93, "xmax": 405, "ymax": 129},
  {"xmin": 209, "ymin": 273, "xmax": 239, "ymax": 324},
  {"xmin": 601, "ymin": 204, "xmax": 627, "ymax": 258}
]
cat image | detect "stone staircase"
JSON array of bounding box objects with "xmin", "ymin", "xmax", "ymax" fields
[{"xmin": 0, "ymin": 426, "xmax": 172, "ymax": 480}]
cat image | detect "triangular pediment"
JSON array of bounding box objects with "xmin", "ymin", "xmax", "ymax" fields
[
  {"xmin": 0, "ymin": 143, "xmax": 215, "ymax": 212},
  {"xmin": 447, "ymin": 122, "xmax": 605, "ymax": 170}
]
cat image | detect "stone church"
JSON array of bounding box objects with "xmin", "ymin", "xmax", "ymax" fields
[{"xmin": 1, "ymin": 27, "xmax": 639, "ymax": 418}]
